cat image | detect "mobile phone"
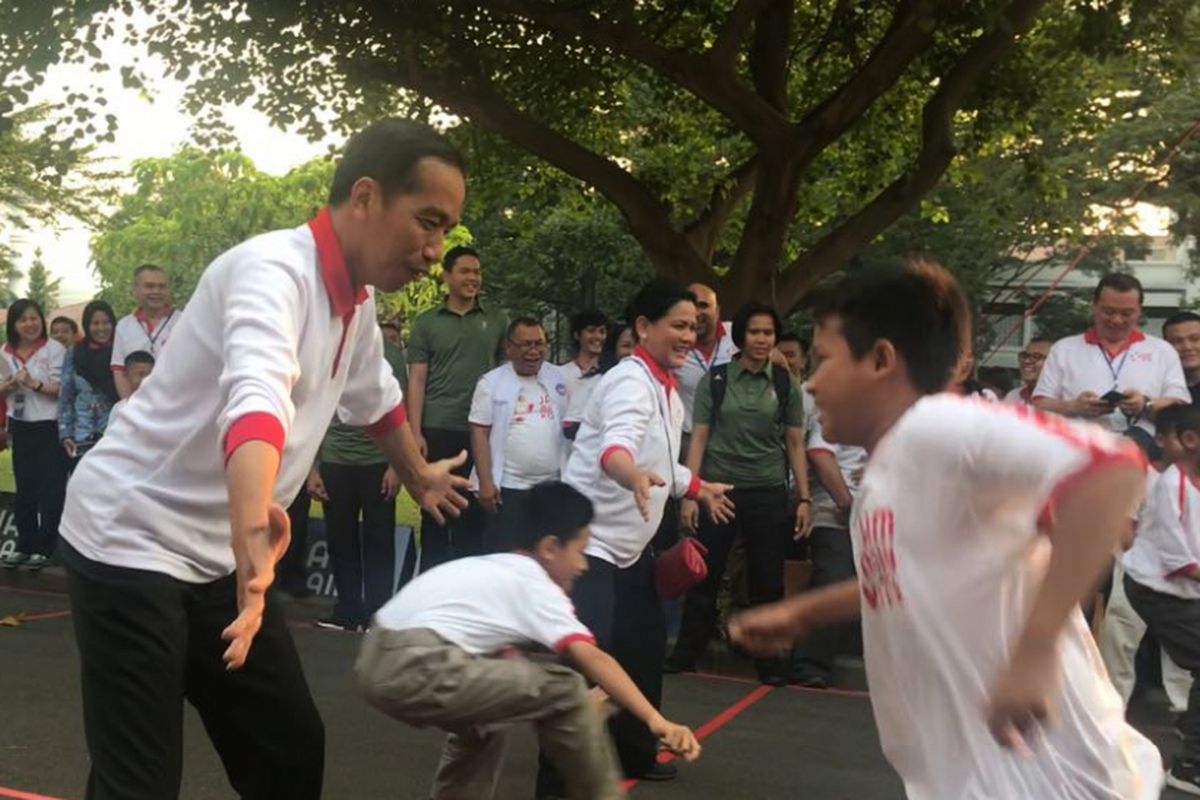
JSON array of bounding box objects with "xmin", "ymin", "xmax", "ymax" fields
[{"xmin": 1101, "ymin": 390, "xmax": 1125, "ymax": 407}]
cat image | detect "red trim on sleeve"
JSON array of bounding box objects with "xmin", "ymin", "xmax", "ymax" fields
[
  {"xmin": 1036, "ymin": 448, "xmax": 1146, "ymax": 534},
  {"xmin": 554, "ymin": 632, "xmax": 597, "ymax": 653},
  {"xmin": 224, "ymin": 412, "xmax": 286, "ymax": 465},
  {"xmin": 1167, "ymin": 564, "xmax": 1200, "ymax": 579},
  {"xmin": 364, "ymin": 403, "xmax": 407, "ymax": 437},
  {"xmin": 111, "ymin": 365, "xmax": 126, "ymax": 372},
  {"xmin": 806, "ymin": 447, "xmax": 836, "ymax": 458},
  {"xmin": 601, "ymin": 445, "xmax": 633, "ymax": 469},
  {"xmin": 685, "ymin": 475, "xmax": 701, "ymax": 500}
]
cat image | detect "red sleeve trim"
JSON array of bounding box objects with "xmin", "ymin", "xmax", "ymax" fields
[
  {"xmin": 553, "ymin": 632, "xmax": 596, "ymax": 653},
  {"xmin": 600, "ymin": 445, "xmax": 633, "ymax": 469},
  {"xmin": 111, "ymin": 365, "xmax": 126, "ymax": 372},
  {"xmin": 806, "ymin": 447, "xmax": 835, "ymax": 457},
  {"xmin": 1166, "ymin": 564, "xmax": 1200, "ymax": 579},
  {"xmin": 224, "ymin": 412, "xmax": 286, "ymax": 465},
  {"xmin": 364, "ymin": 403, "xmax": 407, "ymax": 437},
  {"xmin": 685, "ymin": 475, "xmax": 701, "ymax": 500},
  {"xmin": 1036, "ymin": 446, "xmax": 1146, "ymax": 534}
]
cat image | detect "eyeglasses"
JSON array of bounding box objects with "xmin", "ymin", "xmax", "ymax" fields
[
  {"xmin": 1017, "ymin": 351, "xmax": 1046, "ymax": 363},
  {"xmin": 508, "ymin": 339, "xmax": 547, "ymax": 351}
]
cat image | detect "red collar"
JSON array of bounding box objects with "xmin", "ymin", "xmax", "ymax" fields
[
  {"xmin": 309, "ymin": 207, "xmax": 369, "ymax": 317},
  {"xmin": 134, "ymin": 304, "xmax": 174, "ymax": 330},
  {"xmin": 1019, "ymin": 385, "xmax": 1033, "ymax": 404},
  {"xmin": 633, "ymin": 345, "xmax": 679, "ymax": 394},
  {"xmin": 1083, "ymin": 326, "xmax": 1145, "ymax": 357},
  {"xmin": 694, "ymin": 321, "xmax": 726, "ymax": 361},
  {"xmin": 3, "ymin": 338, "xmax": 48, "ymax": 364}
]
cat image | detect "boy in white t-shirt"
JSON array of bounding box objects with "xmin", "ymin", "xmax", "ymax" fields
[
  {"xmin": 105, "ymin": 349, "xmax": 155, "ymax": 429},
  {"xmin": 357, "ymin": 481, "xmax": 700, "ymax": 800},
  {"xmin": 731, "ymin": 261, "xmax": 1162, "ymax": 799},
  {"xmin": 1123, "ymin": 403, "xmax": 1200, "ymax": 794}
]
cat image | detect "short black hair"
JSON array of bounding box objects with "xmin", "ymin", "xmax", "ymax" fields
[
  {"xmin": 50, "ymin": 316, "xmax": 78, "ymax": 333},
  {"xmin": 506, "ymin": 316, "xmax": 544, "ymax": 341},
  {"xmin": 1094, "ymin": 272, "xmax": 1144, "ymax": 304},
  {"xmin": 600, "ymin": 321, "xmax": 632, "ymax": 371},
  {"xmin": 80, "ymin": 301, "xmax": 116, "ymax": 343},
  {"xmin": 133, "ymin": 263, "xmax": 167, "ymax": 281},
  {"xmin": 328, "ymin": 118, "xmax": 466, "ymax": 206},
  {"xmin": 6, "ymin": 299, "xmax": 46, "ymax": 346},
  {"xmin": 1163, "ymin": 311, "xmax": 1200, "ymax": 339},
  {"xmin": 442, "ymin": 245, "xmax": 480, "ymax": 273},
  {"xmin": 1026, "ymin": 335, "xmax": 1055, "ymax": 346},
  {"xmin": 124, "ymin": 350, "xmax": 155, "ymax": 368},
  {"xmin": 777, "ymin": 330, "xmax": 809, "ymax": 352},
  {"xmin": 570, "ymin": 308, "xmax": 608, "ymax": 339},
  {"xmin": 1157, "ymin": 404, "xmax": 1200, "ymax": 439},
  {"xmin": 628, "ymin": 279, "xmax": 696, "ymax": 342},
  {"xmin": 508, "ymin": 481, "xmax": 593, "ymax": 550},
  {"xmin": 731, "ymin": 302, "xmax": 782, "ymax": 349},
  {"xmin": 812, "ymin": 260, "xmax": 969, "ymax": 395}
]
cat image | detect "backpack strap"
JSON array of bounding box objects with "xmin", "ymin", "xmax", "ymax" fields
[
  {"xmin": 771, "ymin": 364, "xmax": 792, "ymax": 428},
  {"xmin": 707, "ymin": 363, "xmax": 729, "ymax": 427}
]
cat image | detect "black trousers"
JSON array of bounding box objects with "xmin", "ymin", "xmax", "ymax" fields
[
  {"xmin": 791, "ymin": 526, "xmax": 859, "ymax": 679},
  {"xmin": 278, "ymin": 486, "xmax": 312, "ymax": 592},
  {"xmin": 672, "ymin": 485, "xmax": 789, "ymax": 667},
  {"xmin": 64, "ymin": 547, "xmax": 324, "ymax": 800},
  {"xmin": 11, "ymin": 418, "xmax": 67, "ymax": 556},
  {"xmin": 537, "ymin": 552, "xmax": 666, "ymax": 794},
  {"xmin": 320, "ymin": 461, "xmax": 396, "ymax": 627},
  {"xmin": 419, "ymin": 427, "xmax": 481, "ymax": 570},
  {"xmin": 1124, "ymin": 575, "xmax": 1200, "ymax": 764}
]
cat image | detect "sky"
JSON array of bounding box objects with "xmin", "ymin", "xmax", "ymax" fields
[{"xmin": 10, "ymin": 15, "xmax": 334, "ymax": 307}]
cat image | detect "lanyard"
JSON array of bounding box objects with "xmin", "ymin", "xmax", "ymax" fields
[
  {"xmin": 142, "ymin": 309, "xmax": 175, "ymax": 351},
  {"xmin": 689, "ymin": 331, "xmax": 723, "ymax": 372},
  {"xmin": 1097, "ymin": 343, "xmax": 1131, "ymax": 388}
]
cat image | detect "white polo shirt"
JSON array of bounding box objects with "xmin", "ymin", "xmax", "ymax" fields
[
  {"xmin": 3, "ymin": 338, "xmax": 66, "ymax": 423},
  {"xmin": 804, "ymin": 400, "xmax": 866, "ymax": 531},
  {"xmin": 564, "ymin": 347, "xmax": 699, "ymax": 567},
  {"xmin": 854, "ymin": 394, "xmax": 1160, "ymax": 799},
  {"xmin": 675, "ymin": 321, "xmax": 735, "ymax": 433},
  {"xmin": 1034, "ymin": 328, "xmax": 1189, "ymax": 434},
  {"xmin": 374, "ymin": 552, "xmax": 595, "ymax": 655},
  {"xmin": 1003, "ymin": 385, "xmax": 1034, "ymax": 406},
  {"xmin": 61, "ymin": 208, "xmax": 405, "ymax": 583},
  {"xmin": 1123, "ymin": 465, "xmax": 1200, "ymax": 600},
  {"xmin": 110, "ymin": 306, "xmax": 181, "ymax": 369},
  {"xmin": 560, "ymin": 359, "xmax": 603, "ymax": 425}
]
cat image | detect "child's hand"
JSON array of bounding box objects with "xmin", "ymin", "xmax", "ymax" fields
[
  {"xmin": 650, "ymin": 717, "xmax": 701, "ymax": 762},
  {"xmin": 986, "ymin": 637, "xmax": 1059, "ymax": 751},
  {"xmin": 728, "ymin": 599, "xmax": 810, "ymax": 656}
]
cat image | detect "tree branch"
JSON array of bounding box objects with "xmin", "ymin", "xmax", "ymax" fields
[
  {"xmin": 748, "ymin": 0, "xmax": 793, "ymax": 111},
  {"xmin": 684, "ymin": 157, "xmax": 759, "ymax": 259},
  {"xmin": 777, "ymin": 0, "xmax": 1050, "ymax": 307},
  {"xmin": 710, "ymin": 0, "xmax": 775, "ymax": 66}
]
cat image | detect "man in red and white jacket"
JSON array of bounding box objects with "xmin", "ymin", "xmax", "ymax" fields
[{"xmin": 58, "ymin": 119, "xmax": 471, "ymax": 800}]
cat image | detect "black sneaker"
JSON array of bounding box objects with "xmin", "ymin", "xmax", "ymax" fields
[
  {"xmin": 1167, "ymin": 760, "xmax": 1200, "ymax": 796},
  {"xmin": 634, "ymin": 762, "xmax": 677, "ymax": 782},
  {"xmin": 313, "ymin": 617, "xmax": 360, "ymax": 632},
  {"xmin": 790, "ymin": 673, "xmax": 829, "ymax": 690}
]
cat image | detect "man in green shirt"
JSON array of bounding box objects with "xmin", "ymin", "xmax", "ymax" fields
[
  {"xmin": 666, "ymin": 302, "xmax": 812, "ymax": 685},
  {"xmin": 406, "ymin": 245, "xmax": 506, "ymax": 569}
]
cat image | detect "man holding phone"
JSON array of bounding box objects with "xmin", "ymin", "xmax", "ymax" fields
[{"xmin": 1034, "ymin": 273, "xmax": 1189, "ymax": 437}]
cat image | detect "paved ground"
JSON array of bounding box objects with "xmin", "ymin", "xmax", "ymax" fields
[{"xmin": 0, "ymin": 568, "xmax": 1188, "ymax": 799}]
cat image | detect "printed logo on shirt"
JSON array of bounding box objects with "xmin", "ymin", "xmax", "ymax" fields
[
  {"xmin": 556, "ymin": 382, "xmax": 567, "ymax": 396},
  {"xmin": 859, "ymin": 507, "xmax": 901, "ymax": 610},
  {"xmin": 1130, "ymin": 352, "xmax": 1154, "ymax": 363}
]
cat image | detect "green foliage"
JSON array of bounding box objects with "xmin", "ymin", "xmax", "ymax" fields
[
  {"xmin": 0, "ymin": 245, "xmax": 22, "ymax": 309},
  {"xmin": 24, "ymin": 248, "xmax": 60, "ymax": 311}
]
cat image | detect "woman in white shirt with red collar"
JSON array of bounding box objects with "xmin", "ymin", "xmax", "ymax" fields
[
  {"xmin": 537, "ymin": 280, "xmax": 733, "ymax": 793},
  {"xmin": 0, "ymin": 299, "xmax": 68, "ymax": 570}
]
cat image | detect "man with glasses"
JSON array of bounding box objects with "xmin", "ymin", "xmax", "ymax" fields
[
  {"xmin": 1034, "ymin": 273, "xmax": 1188, "ymax": 440},
  {"xmin": 1005, "ymin": 338, "xmax": 1054, "ymax": 406},
  {"xmin": 469, "ymin": 318, "xmax": 569, "ymax": 518}
]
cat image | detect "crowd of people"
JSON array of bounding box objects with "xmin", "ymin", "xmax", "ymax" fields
[{"xmin": 7, "ymin": 117, "xmax": 1200, "ymax": 800}]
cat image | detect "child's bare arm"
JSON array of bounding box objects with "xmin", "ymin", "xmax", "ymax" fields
[
  {"xmin": 563, "ymin": 641, "xmax": 700, "ymax": 761},
  {"xmin": 728, "ymin": 578, "xmax": 861, "ymax": 656}
]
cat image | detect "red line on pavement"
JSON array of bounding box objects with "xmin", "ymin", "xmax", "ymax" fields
[
  {"xmin": 17, "ymin": 609, "xmax": 71, "ymax": 623},
  {"xmin": 0, "ymin": 785, "xmax": 69, "ymax": 800},
  {"xmin": 683, "ymin": 670, "xmax": 871, "ymax": 699},
  {"xmin": 0, "ymin": 585, "xmax": 69, "ymax": 599}
]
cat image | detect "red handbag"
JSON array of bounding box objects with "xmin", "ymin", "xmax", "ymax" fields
[{"xmin": 655, "ymin": 537, "xmax": 709, "ymax": 599}]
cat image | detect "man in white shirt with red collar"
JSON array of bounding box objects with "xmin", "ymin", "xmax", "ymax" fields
[
  {"xmin": 111, "ymin": 263, "xmax": 180, "ymax": 399},
  {"xmin": 1004, "ymin": 337, "xmax": 1052, "ymax": 406},
  {"xmin": 58, "ymin": 119, "xmax": 471, "ymax": 800},
  {"xmin": 1034, "ymin": 273, "xmax": 1189, "ymax": 438},
  {"xmin": 674, "ymin": 283, "xmax": 735, "ymax": 444}
]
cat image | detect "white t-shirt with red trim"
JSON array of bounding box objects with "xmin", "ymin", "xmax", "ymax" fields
[
  {"xmin": 1003, "ymin": 385, "xmax": 1034, "ymax": 406},
  {"xmin": 1123, "ymin": 464, "xmax": 1200, "ymax": 600},
  {"xmin": 61, "ymin": 209, "xmax": 404, "ymax": 583},
  {"xmin": 110, "ymin": 306, "xmax": 181, "ymax": 369},
  {"xmin": 675, "ymin": 321, "xmax": 735, "ymax": 433},
  {"xmin": 854, "ymin": 394, "xmax": 1160, "ymax": 800},
  {"xmin": 374, "ymin": 553, "xmax": 594, "ymax": 655},
  {"xmin": 1034, "ymin": 328, "xmax": 1189, "ymax": 435},
  {"xmin": 3, "ymin": 338, "xmax": 66, "ymax": 423},
  {"xmin": 804, "ymin": 398, "xmax": 866, "ymax": 531}
]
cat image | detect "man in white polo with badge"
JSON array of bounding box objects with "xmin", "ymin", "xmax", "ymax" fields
[
  {"xmin": 675, "ymin": 283, "xmax": 736, "ymax": 455},
  {"xmin": 1034, "ymin": 273, "xmax": 1189, "ymax": 441},
  {"xmin": 111, "ymin": 263, "xmax": 181, "ymax": 398}
]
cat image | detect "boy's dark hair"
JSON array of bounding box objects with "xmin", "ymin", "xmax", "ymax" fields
[
  {"xmin": 1158, "ymin": 404, "xmax": 1200, "ymax": 439},
  {"xmin": 506, "ymin": 317, "xmax": 544, "ymax": 341},
  {"xmin": 133, "ymin": 263, "xmax": 167, "ymax": 281},
  {"xmin": 777, "ymin": 330, "xmax": 809, "ymax": 352},
  {"xmin": 124, "ymin": 350, "xmax": 156, "ymax": 368},
  {"xmin": 1094, "ymin": 272, "xmax": 1144, "ymax": 304},
  {"xmin": 570, "ymin": 308, "xmax": 608, "ymax": 338},
  {"xmin": 731, "ymin": 302, "xmax": 782, "ymax": 349},
  {"xmin": 508, "ymin": 481, "xmax": 593, "ymax": 550},
  {"xmin": 328, "ymin": 119, "xmax": 466, "ymax": 206},
  {"xmin": 6, "ymin": 299, "xmax": 46, "ymax": 346},
  {"xmin": 442, "ymin": 245, "xmax": 479, "ymax": 273},
  {"xmin": 812, "ymin": 260, "xmax": 969, "ymax": 395},
  {"xmin": 600, "ymin": 321, "xmax": 631, "ymax": 372},
  {"xmin": 1163, "ymin": 311, "xmax": 1200, "ymax": 339},
  {"xmin": 628, "ymin": 280, "xmax": 696, "ymax": 342},
  {"xmin": 51, "ymin": 316, "xmax": 78, "ymax": 333}
]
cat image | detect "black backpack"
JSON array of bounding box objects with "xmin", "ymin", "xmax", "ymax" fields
[{"xmin": 708, "ymin": 362, "xmax": 792, "ymax": 429}]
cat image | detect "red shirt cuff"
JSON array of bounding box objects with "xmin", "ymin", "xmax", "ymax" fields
[
  {"xmin": 1167, "ymin": 564, "xmax": 1200, "ymax": 579},
  {"xmin": 1036, "ymin": 444, "xmax": 1146, "ymax": 534},
  {"xmin": 364, "ymin": 403, "xmax": 407, "ymax": 437},
  {"xmin": 600, "ymin": 445, "xmax": 633, "ymax": 469},
  {"xmin": 224, "ymin": 412, "xmax": 286, "ymax": 465},
  {"xmin": 554, "ymin": 632, "xmax": 597, "ymax": 653},
  {"xmin": 806, "ymin": 447, "xmax": 835, "ymax": 457},
  {"xmin": 685, "ymin": 475, "xmax": 701, "ymax": 500},
  {"xmin": 111, "ymin": 365, "xmax": 125, "ymax": 372}
]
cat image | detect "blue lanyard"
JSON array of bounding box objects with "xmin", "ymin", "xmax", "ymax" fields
[{"xmin": 1097, "ymin": 344, "xmax": 1131, "ymax": 388}]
